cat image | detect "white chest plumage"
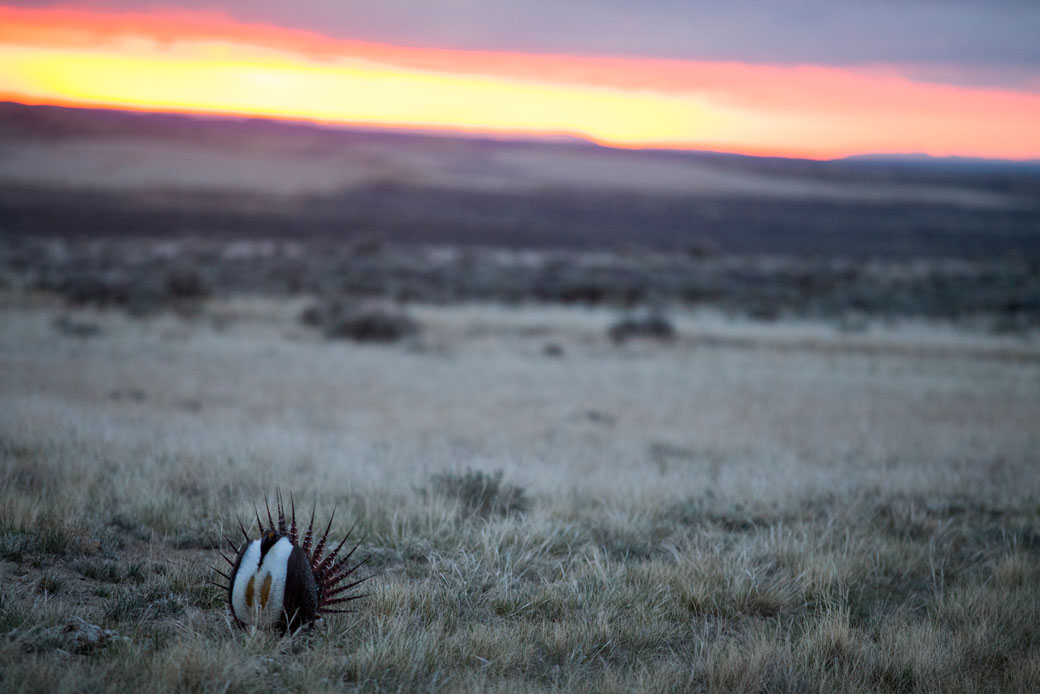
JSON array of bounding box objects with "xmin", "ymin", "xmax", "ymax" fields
[{"xmin": 230, "ymin": 537, "xmax": 294, "ymax": 627}]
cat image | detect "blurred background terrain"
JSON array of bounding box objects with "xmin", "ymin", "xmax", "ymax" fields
[{"xmin": 2, "ymin": 102, "xmax": 1039, "ymax": 331}]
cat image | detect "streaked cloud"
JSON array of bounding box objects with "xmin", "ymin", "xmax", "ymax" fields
[
  {"xmin": 6, "ymin": 1, "xmax": 1038, "ymax": 83},
  {"xmin": 2, "ymin": 4, "xmax": 1038, "ymax": 159}
]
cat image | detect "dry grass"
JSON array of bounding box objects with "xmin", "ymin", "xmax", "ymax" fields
[{"xmin": 1, "ymin": 295, "xmax": 1039, "ymax": 692}]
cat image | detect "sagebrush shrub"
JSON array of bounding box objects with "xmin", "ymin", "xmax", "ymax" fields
[{"xmin": 430, "ymin": 469, "xmax": 529, "ymax": 518}]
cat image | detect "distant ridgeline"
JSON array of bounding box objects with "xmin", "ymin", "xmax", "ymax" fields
[{"xmin": 0, "ymin": 102, "xmax": 1038, "ymax": 260}]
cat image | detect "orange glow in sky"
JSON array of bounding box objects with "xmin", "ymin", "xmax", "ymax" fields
[{"xmin": 2, "ymin": 7, "xmax": 1040, "ymax": 160}]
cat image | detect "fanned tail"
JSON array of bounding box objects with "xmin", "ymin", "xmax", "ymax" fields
[{"xmin": 220, "ymin": 494, "xmax": 370, "ymax": 630}]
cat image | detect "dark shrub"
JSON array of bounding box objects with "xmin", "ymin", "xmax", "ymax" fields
[
  {"xmin": 60, "ymin": 267, "xmax": 210, "ymax": 315},
  {"xmin": 543, "ymin": 342, "xmax": 565, "ymax": 357},
  {"xmin": 53, "ymin": 315, "xmax": 101, "ymax": 338},
  {"xmin": 302, "ymin": 297, "xmax": 420, "ymax": 342},
  {"xmin": 165, "ymin": 268, "xmax": 211, "ymax": 301},
  {"xmin": 608, "ymin": 311, "xmax": 676, "ymax": 343},
  {"xmin": 558, "ymin": 282, "xmax": 607, "ymax": 304},
  {"xmin": 746, "ymin": 300, "xmax": 782, "ymax": 322},
  {"xmin": 430, "ymin": 469, "xmax": 529, "ymax": 518},
  {"xmin": 684, "ymin": 240, "xmax": 722, "ymax": 258},
  {"xmin": 63, "ymin": 272, "xmax": 132, "ymax": 308},
  {"xmin": 325, "ymin": 308, "xmax": 419, "ymax": 342},
  {"xmin": 298, "ymin": 300, "xmax": 328, "ymax": 328}
]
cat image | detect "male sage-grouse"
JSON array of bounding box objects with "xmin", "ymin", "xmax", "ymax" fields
[{"xmin": 214, "ymin": 493, "xmax": 368, "ymax": 633}]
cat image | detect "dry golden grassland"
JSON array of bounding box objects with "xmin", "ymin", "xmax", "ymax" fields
[{"xmin": 2, "ymin": 295, "xmax": 1039, "ymax": 692}]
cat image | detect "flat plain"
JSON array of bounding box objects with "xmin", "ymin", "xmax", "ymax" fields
[
  {"xmin": 2, "ymin": 292, "xmax": 1039, "ymax": 692},
  {"xmin": 2, "ymin": 102, "xmax": 1039, "ymax": 692}
]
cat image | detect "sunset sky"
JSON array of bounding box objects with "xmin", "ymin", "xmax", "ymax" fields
[{"xmin": 2, "ymin": 1, "xmax": 1039, "ymax": 159}]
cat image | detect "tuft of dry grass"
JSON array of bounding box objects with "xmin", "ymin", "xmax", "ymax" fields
[
  {"xmin": 429, "ymin": 469, "xmax": 530, "ymax": 519},
  {"xmin": 1, "ymin": 296, "xmax": 1039, "ymax": 692}
]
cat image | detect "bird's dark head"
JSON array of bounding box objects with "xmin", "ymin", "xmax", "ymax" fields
[{"xmin": 260, "ymin": 529, "xmax": 281, "ymax": 555}]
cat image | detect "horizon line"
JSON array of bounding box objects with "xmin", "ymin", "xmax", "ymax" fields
[{"xmin": 6, "ymin": 98, "xmax": 1040, "ymax": 168}]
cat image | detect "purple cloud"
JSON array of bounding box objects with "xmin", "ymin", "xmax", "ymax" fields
[{"xmin": 5, "ymin": 1, "xmax": 1039, "ymax": 88}]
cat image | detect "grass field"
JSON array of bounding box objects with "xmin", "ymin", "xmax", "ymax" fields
[{"xmin": 2, "ymin": 294, "xmax": 1039, "ymax": 692}]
